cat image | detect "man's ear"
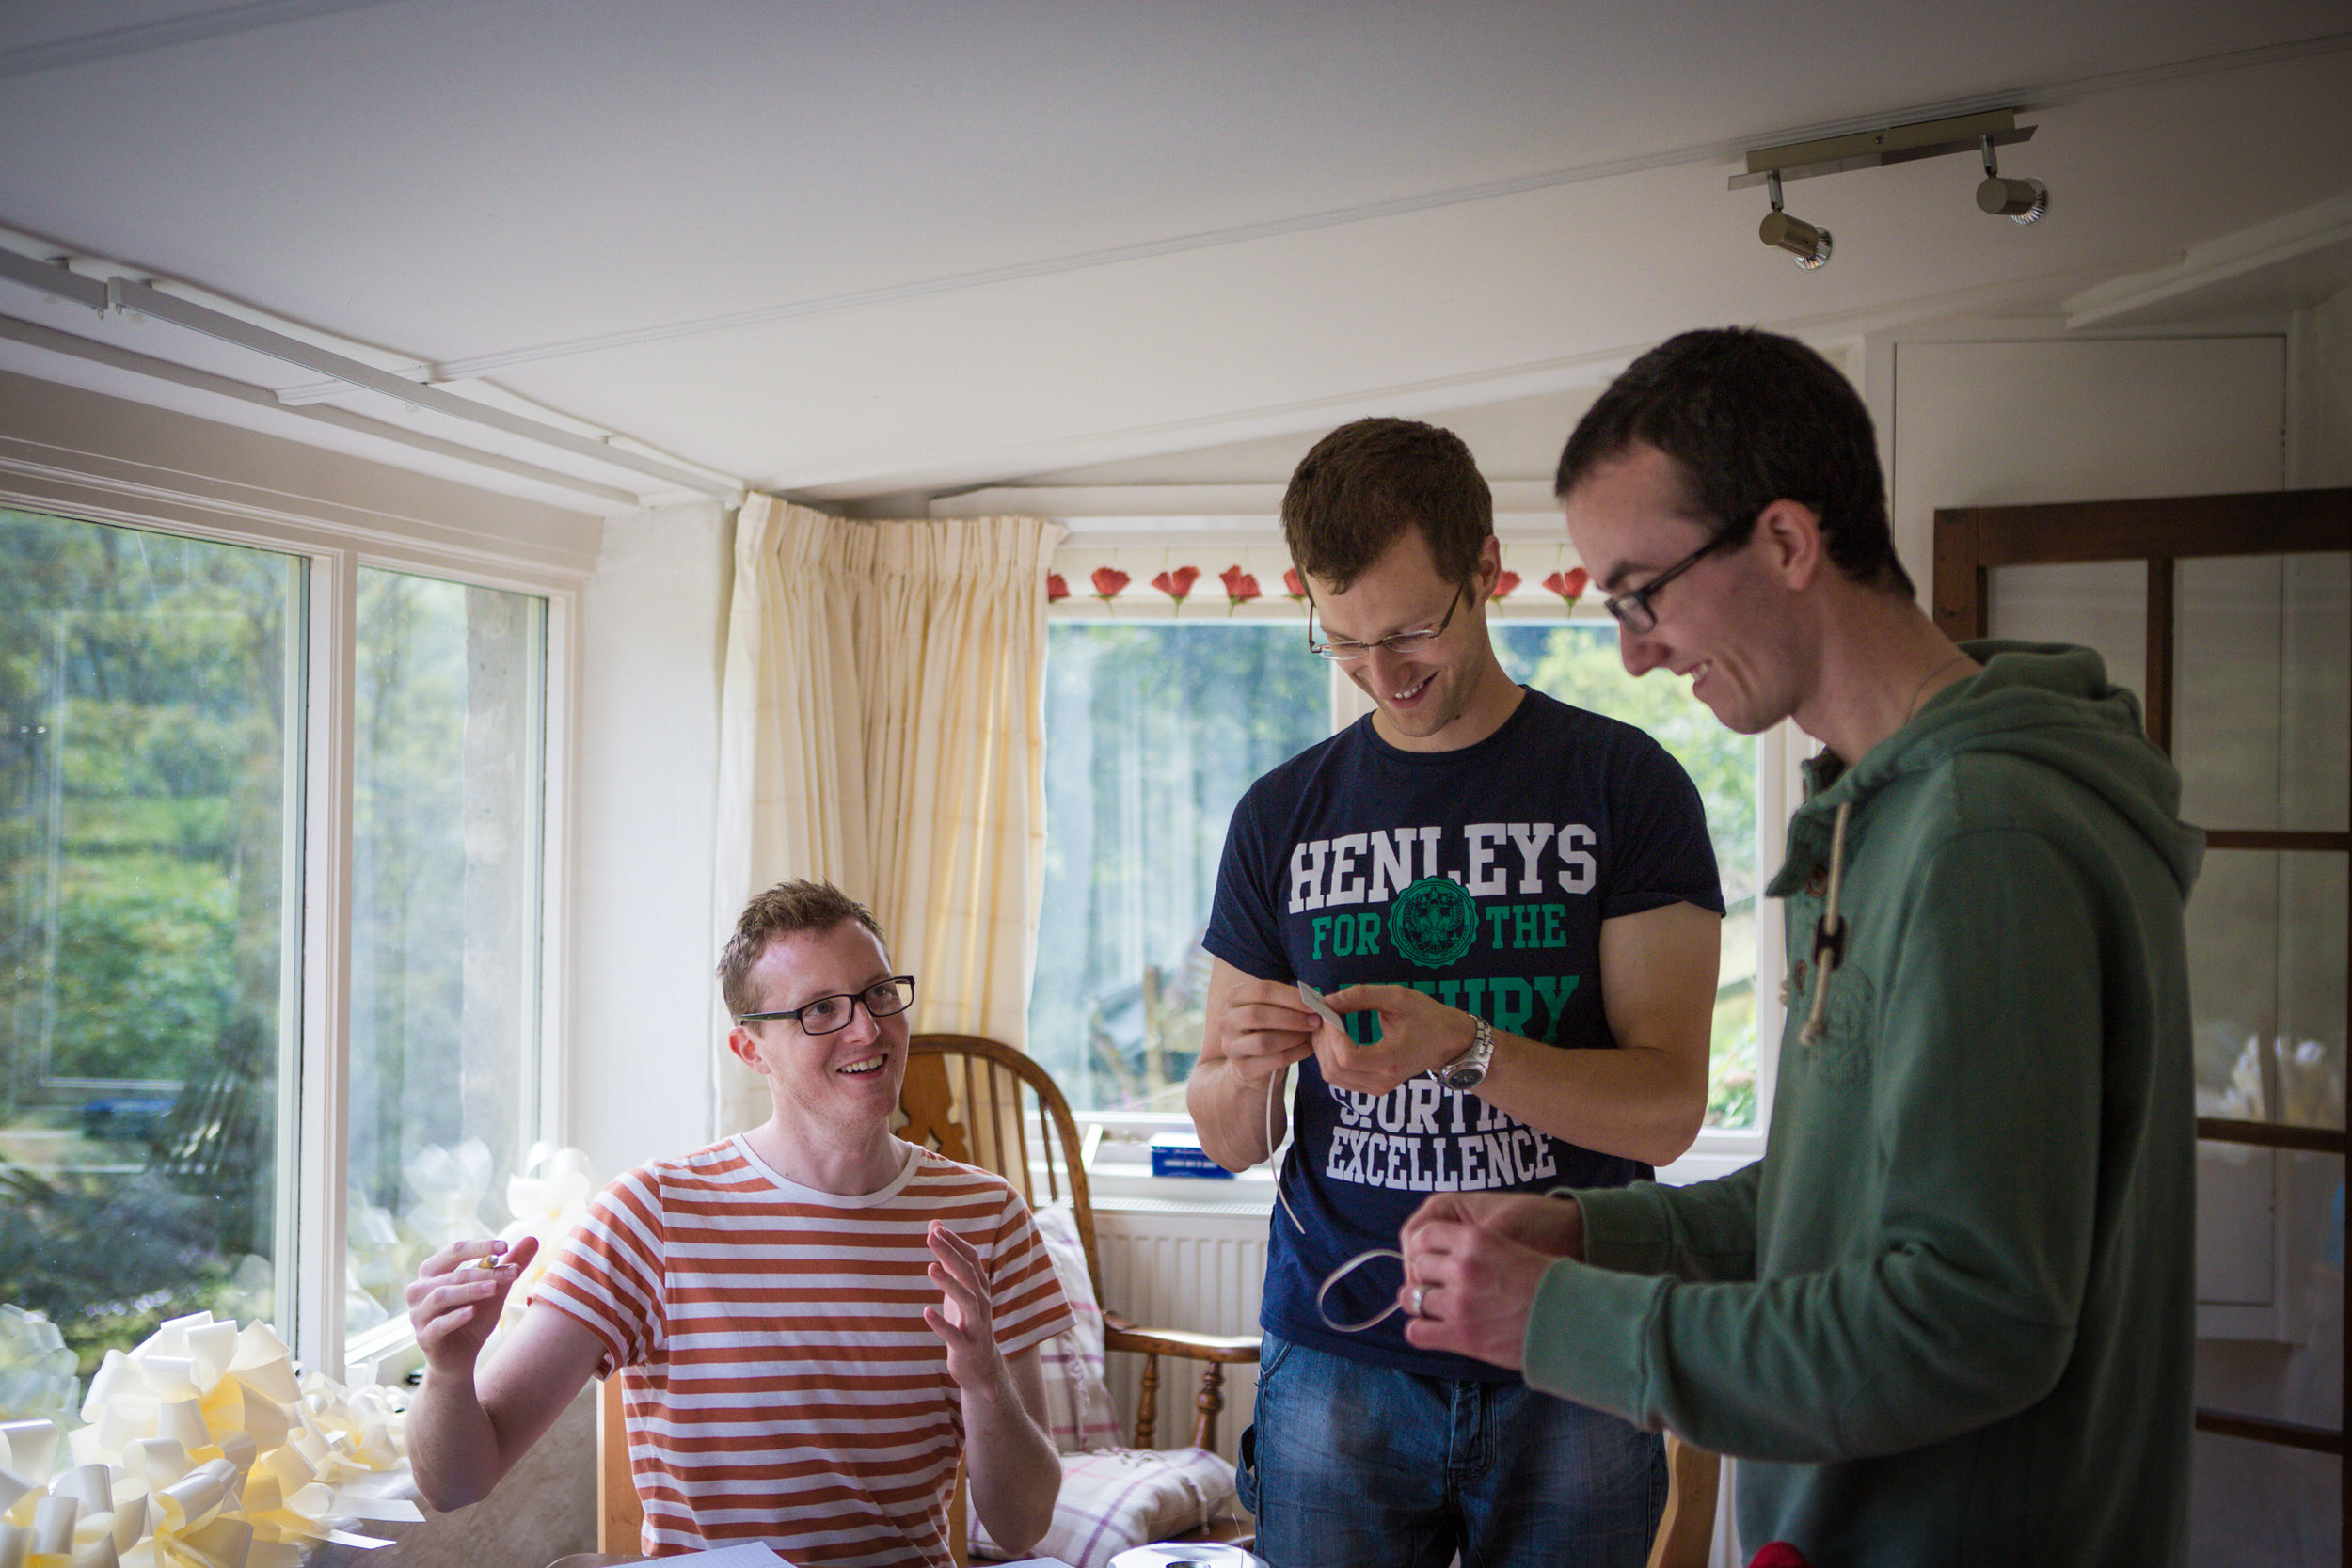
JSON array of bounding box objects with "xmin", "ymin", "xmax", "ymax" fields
[
  {"xmin": 727, "ymin": 1026, "xmax": 769, "ymax": 1074},
  {"xmin": 1753, "ymin": 499, "xmax": 1824, "ymax": 592},
  {"xmin": 1470, "ymin": 533, "xmax": 1502, "ymax": 602}
]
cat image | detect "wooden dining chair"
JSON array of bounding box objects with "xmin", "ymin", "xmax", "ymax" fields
[
  {"xmin": 898, "ymin": 1033, "xmax": 1261, "ymax": 1564},
  {"xmin": 1645, "ymin": 1432, "xmax": 1722, "ymax": 1568}
]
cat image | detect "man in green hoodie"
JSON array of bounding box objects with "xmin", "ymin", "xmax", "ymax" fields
[{"xmin": 1392, "ymin": 327, "xmax": 2202, "ymax": 1566}]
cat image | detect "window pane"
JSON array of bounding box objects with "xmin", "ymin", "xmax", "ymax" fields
[
  {"xmin": 1987, "ymin": 560, "xmax": 2149, "ymax": 721},
  {"xmin": 2174, "ymin": 552, "xmax": 2348, "ymax": 834},
  {"xmin": 0, "ymin": 509, "xmax": 299, "ymax": 1372},
  {"xmin": 1496, "ymin": 625, "xmax": 1761, "ymax": 1130},
  {"xmin": 346, "ymin": 570, "xmax": 545, "ymax": 1334},
  {"xmin": 2187, "ymin": 850, "xmax": 2345, "ymax": 1132},
  {"xmin": 2190, "ymin": 1428, "xmax": 2340, "ymax": 1567},
  {"xmin": 1031, "ymin": 623, "xmax": 1327, "ymax": 1112}
]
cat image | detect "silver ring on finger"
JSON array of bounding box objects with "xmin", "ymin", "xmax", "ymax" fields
[{"xmin": 1408, "ymin": 1282, "xmax": 1432, "ymax": 1318}]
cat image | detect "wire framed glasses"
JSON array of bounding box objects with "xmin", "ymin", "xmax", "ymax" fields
[{"xmin": 1307, "ymin": 583, "xmax": 1465, "ymax": 662}]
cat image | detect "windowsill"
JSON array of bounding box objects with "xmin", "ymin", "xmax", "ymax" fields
[
  {"xmin": 344, "ymin": 1311, "xmax": 423, "ymax": 1384},
  {"xmin": 1076, "ymin": 1114, "xmax": 1766, "ymax": 1210}
]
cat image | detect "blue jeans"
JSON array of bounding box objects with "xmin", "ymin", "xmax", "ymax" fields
[{"xmin": 1237, "ymin": 1331, "xmax": 1665, "ymax": 1568}]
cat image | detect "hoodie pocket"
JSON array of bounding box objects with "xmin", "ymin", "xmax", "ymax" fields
[{"xmin": 1797, "ymin": 962, "xmax": 1876, "ymax": 1085}]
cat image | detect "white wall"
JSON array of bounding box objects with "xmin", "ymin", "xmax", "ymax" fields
[{"xmin": 565, "ymin": 502, "xmax": 735, "ymax": 1180}]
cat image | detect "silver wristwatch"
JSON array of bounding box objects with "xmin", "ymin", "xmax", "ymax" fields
[{"xmin": 1437, "ymin": 1016, "xmax": 1496, "ymax": 1091}]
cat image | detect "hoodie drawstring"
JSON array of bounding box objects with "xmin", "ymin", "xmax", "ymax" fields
[{"xmin": 1800, "ymin": 800, "xmax": 1852, "ymax": 1046}]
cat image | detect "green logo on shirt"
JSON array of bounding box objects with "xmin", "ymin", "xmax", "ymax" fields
[{"xmin": 1389, "ymin": 876, "xmax": 1478, "ymax": 969}]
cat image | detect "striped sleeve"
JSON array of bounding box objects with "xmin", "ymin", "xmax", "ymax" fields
[
  {"xmin": 532, "ymin": 1165, "xmax": 668, "ymax": 1376},
  {"xmin": 985, "ymin": 1186, "xmax": 1074, "ymax": 1357}
]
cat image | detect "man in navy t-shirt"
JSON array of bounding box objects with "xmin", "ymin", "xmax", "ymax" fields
[{"xmin": 1188, "ymin": 417, "xmax": 1724, "ymax": 1568}]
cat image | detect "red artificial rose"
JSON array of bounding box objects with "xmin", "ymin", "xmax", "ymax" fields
[
  {"xmin": 1219, "ymin": 564, "xmax": 1262, "ymax": 610},
  {"xmin": 1282, "ymin": 566, "xmax": 1308, "ymax": 602},
  {"xmin": 1151, "ymin": 565, "xmax": 1201, "ymax": 605},
  {"xmin": 1090, "ymin": 566, "xmax": 1130, "ymax": 603},
  {"xmin": 1492, "ymin": 570, "xmax": 1521, "ymax": 599},
  {"xmin": 1543, "ymin": 565, "xmax": 1590, "ymax": 605},
  {"xmin": 1045, "ymin": 572, "xmax": 1070, "ymax": 603}
]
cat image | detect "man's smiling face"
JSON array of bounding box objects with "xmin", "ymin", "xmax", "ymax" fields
[
  {"xmin": 729, "ymin": 920, "xmax": 911, "ymax": 1125},
  {"xmin": 1562, "ymin": 442, "xmax": 1797, "ymax": 738},
  {"xmin": 1308, "ymin": 526, "xmax": 1504, "ymax": 751}
]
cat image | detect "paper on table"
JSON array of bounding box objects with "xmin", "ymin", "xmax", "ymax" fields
[
  {"xmin": 1295, "ymin": 981, "xmax": 1343, "ymax": 1032},
  {"xmin": 992, "ymin": 1559, "xmax": 1080, "ymax": 1567},
  {"xmin": 651, "ymin": 1544, "xmax": 793, "ymax": 1568}
]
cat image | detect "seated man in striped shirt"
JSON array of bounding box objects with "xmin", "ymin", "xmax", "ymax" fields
[{"xmin": 404, "ymin": 880, "xmax": 1072, "ymax": 1566}]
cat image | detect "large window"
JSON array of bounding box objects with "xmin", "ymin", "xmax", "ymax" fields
[
  {"xmin": 344, "ymin": 571, "xmax": 547, "ymax": 1334},
  {"xmin": 1, "ymin": 511, "xmax": 298, "ymax": 1370},
  {"xmin": 1030, "ymin": 622, "xmax": 1327, "ymax": 1111},
  {"xmin": 1493, "ymin": 626, "xmax": 1759, "ymax": 1130},
  {"xmin": 0, "ymin": 508, "xmax": 553, "ymax": 1376},
  {"xmin": 1032, "ymin": 606, "xmax": 1764, "ymax": 1132}
]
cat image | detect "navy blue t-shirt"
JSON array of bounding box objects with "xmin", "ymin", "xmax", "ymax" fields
[{"xmin": 1202, "ymin": 689, "xmax": 1723, "ymax": 1379}]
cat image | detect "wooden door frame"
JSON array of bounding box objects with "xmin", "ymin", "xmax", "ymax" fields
[{"xmin": 1934, "ymin": 486, "xmax": 2351, "ymax": 1548}]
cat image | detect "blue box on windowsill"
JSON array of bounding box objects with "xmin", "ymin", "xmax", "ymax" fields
[{"xmin": 1149, "ymin": 1132, "xmax": 1234, "ymax": 1179}]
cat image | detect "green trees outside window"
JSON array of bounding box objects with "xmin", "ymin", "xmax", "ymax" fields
[
  {"xmin": 0, "ymin": 509, "xmax": 550, "ymax": 1378},
  {"xmin": 1031, "ymin": 617, "xmax": 1761, "ymax": 1130},
  {"xmin": 0, "ymin": 510, "xmax": 297, "ymax": 1372}
]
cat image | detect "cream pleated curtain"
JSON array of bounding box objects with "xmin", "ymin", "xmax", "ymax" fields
[{"xmin": 711, "ymin": 497, "xmax": 1061, "ymax": 1135}]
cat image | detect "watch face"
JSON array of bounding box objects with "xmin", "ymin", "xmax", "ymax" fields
[{"xmin": 1440, "ymin": 1063, "xmax": 1485, "ymax": 1091}]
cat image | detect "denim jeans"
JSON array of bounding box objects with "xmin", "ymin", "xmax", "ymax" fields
[{"xmin": 1236, "ymin": 1331, "xmax": 1665, "ymax": 1568}]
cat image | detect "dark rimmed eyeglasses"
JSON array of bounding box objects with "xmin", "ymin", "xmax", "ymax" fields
[
  {"xmin": 737, "ymin": 975, "xmax": 916, "ymax": 1036},
  {"xmin": 1601, "ymin": 525, "xmax": 1746, "ymax": 635},
  {"xmin": 1307, "ymin": 583, "xmax": 1465, "ymax": 662}
]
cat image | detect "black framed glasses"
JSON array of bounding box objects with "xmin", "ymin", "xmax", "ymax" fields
[
  {"xmin": 737, "ymin": 975, "xmax": 916, "ymax": 1036},
  {"xmin": 1601, "ymin": 525, "xmax": 1746, "ymax": 635},
  {"xmin": 1307, "ymin": 583, "xmax": 1465, "ymax": 662}
]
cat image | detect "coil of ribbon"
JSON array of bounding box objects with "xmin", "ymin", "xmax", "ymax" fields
[
  {"xmin": 491, "ymin": 1143, "xmax": 599, "ymax": 1341},
  {"xmin": 0, "ymin": 1310, "xmax": 418, "ymax": 1568}
]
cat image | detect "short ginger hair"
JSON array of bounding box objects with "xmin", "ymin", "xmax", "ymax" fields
[{"xmin": 717, "ymin": 879, "xmax": 886, "ymax": 1019}]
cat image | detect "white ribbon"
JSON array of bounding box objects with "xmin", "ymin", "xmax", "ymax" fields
[{"xmin": 8, "ymin": 1309, "xmax": 423, "ymax": 1568}]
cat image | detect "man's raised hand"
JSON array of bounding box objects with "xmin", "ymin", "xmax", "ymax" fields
[
  {"xmin": 406, "ymin": 1235, "xmax": 539, "ymax": 1375},
  {"xmin": 924, "ymin": 1222, "xmax": 1009, "ymax": 1396}
]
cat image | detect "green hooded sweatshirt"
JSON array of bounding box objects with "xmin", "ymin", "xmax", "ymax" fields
[{"xmin": 1522, "ymin": 641, "xmax": 2203, "ymax": 1567}]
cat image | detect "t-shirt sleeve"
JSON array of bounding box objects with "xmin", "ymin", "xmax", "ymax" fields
[
  {"xmin": 530, "ymin": 1167, "xmax": 667, "ymax": 1378},
  {"xmin": 987, "ymin": 1189, "xmax": 1076, "ymax": 1357},
  {"xmin": 1602, "ymin": 731, "xmax": 1726, "ymax": 920},
  {"xmin": 1201, "ymin": 779, "xmax": 1291, "ymax": 980}
]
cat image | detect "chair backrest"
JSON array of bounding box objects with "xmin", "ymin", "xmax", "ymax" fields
[
  {"xmin": 898, "ymin": 1033, "xmax": 1104, "ymax": 1305},
  {"xmin": 1644, "ymin": 1433, "xmax": 1721, "ymax": 1568}
]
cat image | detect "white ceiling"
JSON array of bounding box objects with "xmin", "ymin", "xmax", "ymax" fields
[{"xmin": 0, "ymin": 0, "xmax": 2347, "ymax": 513}]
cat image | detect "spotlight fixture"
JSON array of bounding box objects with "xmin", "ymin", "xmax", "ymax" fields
[
  {"xmin": 1759, "ymin": 171, "xmax": 1833, "ymax": 270},
  {"xmin": 1976, "ymin": 135, "xmax": 2049, "ymax": 225},
  {"xmin": 1732, "ymin": 108, "xmax": 2048, "ymax": 266}
]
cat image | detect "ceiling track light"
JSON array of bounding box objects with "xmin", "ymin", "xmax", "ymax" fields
[
  {"xmin": 1732, "ymin": 107, "xmax": 2050, "ymax": 267},
  {"xmin": 1977, "ymin": 135, "xmax": 2049, "ymax": 225},
  {"xmin": 1759, "ymin": 171, "xmax": 1834, "ymax": 270}
]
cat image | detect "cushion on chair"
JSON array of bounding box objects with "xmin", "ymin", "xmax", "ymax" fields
[
  {"xmin": 1030, "ymin": 1200, "xmax": 1122, "ymax": 1452},
  {"xmin": 969, "ymin": 1445, "xmax": 1240, "ymax": 1568},
  {"xmin": 980, "ymin": 1203, "xmax": 1239, "ymax": 1568}
]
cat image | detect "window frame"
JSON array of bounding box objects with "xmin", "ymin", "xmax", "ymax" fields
[
  {"xmin": 0, "ymin": 469, "xmax": 583, "ymax": 1381},
  {"xmin": 1041, "ymin": 588, "xmax": 1789, "ymax": 1188}
]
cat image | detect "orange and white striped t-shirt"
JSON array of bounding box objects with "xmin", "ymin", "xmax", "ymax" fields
[{"xmin": 533, "ymin": 1136, "xmax": 1073, "ymax": 1565}]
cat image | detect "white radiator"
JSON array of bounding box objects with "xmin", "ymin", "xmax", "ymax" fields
[{"xmin": 1093, "ymin": 1201, "xmax": 1271, "ymax": 1467}]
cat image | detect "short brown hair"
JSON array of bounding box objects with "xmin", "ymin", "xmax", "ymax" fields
[
  {"xmin": 1281, "ymin": 418, "xmax": 1492, "ymax": 594},
  {"xmin": 718, "ymin": 880, "xmax": 886, "ymax": 1019},
  {"xmin": 1555, "ymin": 327, "xmax": 1913, "ymax": 596}
]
